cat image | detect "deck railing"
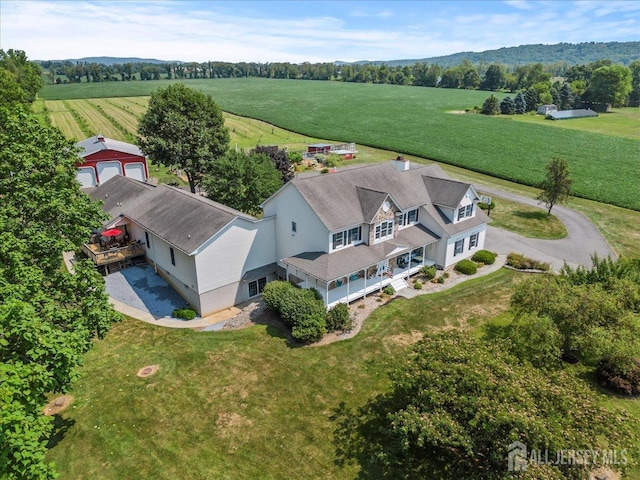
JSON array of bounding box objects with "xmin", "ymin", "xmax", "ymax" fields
[{"xmin": 82, "ymin": 242, "xmax": 146, "ymax": 266}]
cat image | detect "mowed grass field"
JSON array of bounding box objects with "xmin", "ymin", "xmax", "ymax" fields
[
  {"xmin": 35, "ymin": 94, "xmax": 640, "ymax": 258},
  {"xmin": 47, "ymin": 270, "xmax": 522, "ymax": 479},
  {"xmin": 41, "ymin": 79, "xmax": 640, "ymax": 211}
]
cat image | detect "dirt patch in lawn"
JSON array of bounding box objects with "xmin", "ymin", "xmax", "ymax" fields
[
  {"xmin": 43, "ymin": 395, "xmax": 74, "ymax": 416},
  {"xmin": 137, "ymin": 364, "xmax": 160, "ymax": 378}
]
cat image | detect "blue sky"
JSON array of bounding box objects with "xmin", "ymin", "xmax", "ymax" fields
[{"xmin": 1, "ymin": 1, "xmax": 639, "ymax": 62}]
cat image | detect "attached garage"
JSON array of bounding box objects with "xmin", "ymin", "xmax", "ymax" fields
[
  {"xmin": 97, "ymin": 161, "xmax": 123, "ymax": 184},
  {"xmin": 77, "ymin": 167, "xmax": 97, "ymax": 188},
  {"xmin": 124, "ymin": 162, "xmax": 147, "ymax": 182}
]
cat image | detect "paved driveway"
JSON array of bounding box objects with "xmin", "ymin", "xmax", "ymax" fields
[{"xmin": 480, "ymin": 186, "xmax": 616, "ymax": 271}]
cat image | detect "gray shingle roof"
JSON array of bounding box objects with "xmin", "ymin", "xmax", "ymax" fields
[
  {"xmin": 89, "ymin": 175, "xmax": 255, "ymax": 254},
  {"xmin": 289, "ymin": 162, "xmax": 449, "ymax": 232},
  {"xmin": 356, "ymin": 187, "xmax": 389, "ymax": 223},
  {"xmin": 547, "ymin": 109, "xmax": 598, "ymax": 120},
  {"xmin": 422, "ymin": 176, "xmax": 471, "ymax": 209},
  {"xmin": 283, "ymin": 224, "xmax": 439, "ymax": 281}
]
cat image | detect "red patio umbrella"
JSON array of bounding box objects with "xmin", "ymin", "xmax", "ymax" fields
[{"xmin": 101, "ymin": 228, "xmax": 122, "ymax": 237}]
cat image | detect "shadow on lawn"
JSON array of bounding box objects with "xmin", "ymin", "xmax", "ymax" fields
[
  {"xmin": 513, "ymin": 210, "xmax": 548, "ymax": 220},
  {"xmin": 46, "ymin": 415, "xmax": 76, "ymax": 449}
]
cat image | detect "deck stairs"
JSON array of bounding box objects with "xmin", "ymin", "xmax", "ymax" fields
[{"xmin": 390, "ymin": 277, "xmax": 409, "ymax": 293}]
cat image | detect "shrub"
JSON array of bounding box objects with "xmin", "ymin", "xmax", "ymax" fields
[
  {"xmin": 413, "ymin": 281, "xmax": 422, "ymax": 290},
  {"xmin": 279, "ymin": 288, "xmax": 326, "ymax": 328},
  {"xmin": 597, "ymin": 358, "xmax": 640, "ymax": 396},
  {"xmin": 382, "ymin": 285, "xmax": 395, "ymax": 295},
  {"xmin": 320, "ymin": 168, "xmax": 329, "ymax": 174},
  {"xmin": 172, "ymin": 308, "xmax": 196, "ymax": 320},
  {"xmin": 471, "ymin": 250, "xmax": 496, "ymax": 265},
  {"xmin": 291, "ymin": 313, "xmax": 327, "ymax": 344},
  {"xmin": 326, "ymin": 303, "xmax": 352, "ymax": 332},
  {"xmin": 436, "ymin": 272, "xmax": 449, "ymax": 284},
  {"xmin": 289, "ymin": 151, "xmax": 303, "ymax": 164},
  {"xmin": 455, "ymin": 259, "xmax": 477, "ymax": 275},
  {"xmin": 262, "ymin": 280, "xmax": 296, "ymax": 312},
  {"xmin": 420, "ymin": 265, "xmax": 436, "ymax": 280},
  {"xmin": 477, "ymin": 200, "xmax": 496, "ymax": 211},
  {"xmin": 507, "ymin": 252, "xmax": 550, "ymax": 271}
]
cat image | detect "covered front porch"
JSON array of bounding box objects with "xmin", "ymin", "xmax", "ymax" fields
[{"xmin": 284, "ymin": 233, "xmax": 438, "ymax": 308}]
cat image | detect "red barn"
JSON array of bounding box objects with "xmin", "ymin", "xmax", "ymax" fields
[
  {"xmin": 75, "ymin": 134, "xmax": 148, "ymax": 188},
  {"xmin": 307, "ymin": 143, "xmax": 333, "ymax": 155}
]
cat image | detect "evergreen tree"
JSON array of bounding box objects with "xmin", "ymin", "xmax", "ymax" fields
[
  {"xmin": 499, "ymin": 95, "xmax": 515, "ymax": 114},
  {"xmin": 524, "ymin": 87, "xmax": 539, "ymax": 112},
  {"xmin": 559, "ymin": 83, "xmax": 574, "ymax": 110},
  {"xmin": 481, "ymin": 94, "xmax": 500, "ymax": 115},
  {"xmin": 514, "ymin": 92, "xmax": 526, "ymax": 114}
]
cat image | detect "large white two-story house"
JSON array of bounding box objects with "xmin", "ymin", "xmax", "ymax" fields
[
  {"xmin": 86, "ymin": 158, "xmax": 488, "ymax": 315},
  {"xmin": 262, "ymin": 157, "xmax": 489, "ymax": 307}
]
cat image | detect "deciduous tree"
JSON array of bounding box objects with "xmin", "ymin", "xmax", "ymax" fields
[
  {"xmin": 137, "ymin": 83, "xmax": 230, "ymax": 193},
  {"xmin": 333, "ymin": 331, "xmax": 635, "ymax": 479},
  {"xmin": 587, "ymin": 65, "xmax": 633, "ymax": 107},
  {"xmin": 202, "ymin": 150, "xmax": 282, "ymax": 216},
  {"xmin": 537, "ymin": 157, "xmax": 572, "ymax": 216}
]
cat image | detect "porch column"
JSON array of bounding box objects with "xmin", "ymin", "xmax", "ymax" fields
[
  {"xmin": 326, "ymin": 281, "xmax": 329, "ymax": 307},
  {"xmin": 364, "ymin": 269, "xmax": 367, "ymax": 298},
  {"xmin": 346, "ymin": 276, "xmax": 350, "ymax": 303}
]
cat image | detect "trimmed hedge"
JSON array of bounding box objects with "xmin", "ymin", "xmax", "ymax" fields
[
  {"xmin": 455, "ymin": 259, "xmax": 477, "ymax": 275},
  {"xmin": 471, "ymin": 249, "xmax": 496, "ymax": 265}
]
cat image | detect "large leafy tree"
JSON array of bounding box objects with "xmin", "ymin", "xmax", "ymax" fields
[
  {"xmin": 537, "ymin": 157, "xmax": 572, "ymax": 217},
  {"xmin": 202, "ymin": 150, "xmax": 282, "ymax": 216},
  {"xmin": 0, "ymin": 49, "xmax": 42, "ymax": 102},
  {"xmin": 587, "ymin": 65, "xmax": 632, "ymax": 107},
  {"xmin": 333, "ymin": 331, "xmax": 635, "ymax": 479},
  {"xmin": 137, "ymin": 83, "xmax": 230, "ymax": 193},
  {"xmin": 481, "ymin": 64, "xmax": 505, "ymax": 91},
  {"xmin": 0, "ymin": 104, "xmax": 120, "ymax": 479},
  {"xmin": 251, "ymin": 145, "xmax": 294, "ymax": 183}
]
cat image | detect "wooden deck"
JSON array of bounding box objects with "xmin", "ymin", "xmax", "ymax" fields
[{"xmin": 82, "ymin": 242, "xmax": 146, "ymax": 266}]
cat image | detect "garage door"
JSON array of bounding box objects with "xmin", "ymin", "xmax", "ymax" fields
[
  {"xmin": 125, "ymin": 162, "xmax": 146, "ymax": 182},
  {"xmin": 76, "ymin": 167, "xmax": 97, "ymax": 188},
  {"xmin": 97, "ymin": 161, "xmax": 123, "ymax": 184}
]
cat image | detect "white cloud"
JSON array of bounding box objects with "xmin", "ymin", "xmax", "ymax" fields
[{"xmin": 1, "ymin": 0, "xmax": 638, "ymax": 63}]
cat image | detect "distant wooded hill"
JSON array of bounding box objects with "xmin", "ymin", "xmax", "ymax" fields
[
  {"xmin": 344, "ymin": 42, "xmax": 640, "ymax": 67},
  {"xmin": 37, "ymin": 56, "xmax": 179, "ymax": 65}
]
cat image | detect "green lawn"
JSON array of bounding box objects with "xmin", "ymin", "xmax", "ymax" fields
[
  {"xmin": 477, "ymin": 194, "xmax": 567, "ymax": 239},
  {"xmin": 41, "ymin": 79, "xmax": 640, "ymax": 211},
  {"xmin": 47, "ymin": 269, "xmax": 519, "ymax": 479},
  {"xmin": 46, "ymin": 268, "xmax": 639, "ymax": 478}
]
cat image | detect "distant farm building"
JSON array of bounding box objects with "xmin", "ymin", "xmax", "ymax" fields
[
  {"xmin": 75, "ymin": 134, "xmax": 148, "ymax": 188},
  {"xmin": 305, "ymin": 142, "xmax": 358, "ymax": 160},
  {"xmin": 546, "ymin": 109, "xmax": 598, "ymax": 121},
  {"xmin": 537, "ymin": 104, "xmax": 558, "ymax": 115}
]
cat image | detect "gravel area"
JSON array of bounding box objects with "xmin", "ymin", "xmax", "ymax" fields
[{"xmin": 104, "ymin": 265, "xmax": 189, "ymax": 318}]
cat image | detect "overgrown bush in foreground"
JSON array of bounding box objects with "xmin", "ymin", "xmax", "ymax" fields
[
  {"xmin": 326, "ymin": 303, "xmax": 352, "ymax": 332},
  {"xmin": 506, "ymin": 252, "xmax": 550, "ymax": 271},
  {"xmin": 263, "ymin": 281, "xmax": 326, "ymax": 343}
]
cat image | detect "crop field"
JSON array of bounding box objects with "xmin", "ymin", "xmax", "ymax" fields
[{"xmin": 41, "ymin": 79, "xmax": 640, "ymax": 210}]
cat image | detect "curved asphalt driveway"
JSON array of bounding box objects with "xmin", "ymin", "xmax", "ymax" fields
[{"xmin": 479, "ymin": 186, "xmax": 616, "ymax": 271}]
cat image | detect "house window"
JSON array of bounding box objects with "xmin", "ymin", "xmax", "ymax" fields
[
  {"xmin": 145, "ymin": 231, "xmax": 150, "ymax": 248},
  {"xmin": 249, "ymin": 276, "xmax": 267, "ymax": 297},
  {"xmin": 466, "ymin": 204, "xmax": 474, "ymax": 217},
  {"xmin": 469, "ymin": 233, "xmax": 479, "ymax": 249},
  {"xmin": 292, "ymin": 221, "xmax": 297, "ymax": 234},
  {"xmin": 398, "ymin": 208, "xmax": 419, "ymax": 228},
  {"xmin": 375, "ymin": 220, "xmax": 394, "ymax": 241},
  {"xmin": 457, "ymin": 204, "xmax": 474, "ymax": 221},
  {"xmin": 332, "ymin": 231, "xmax": 344, "ymax": 249},
  {"xmin": 454, "ymin": 239, "xmax": 464, "ymax": 256},
  {"xmin": 170, "ymin": 247, "xmax": 175, "ymax": 266},
  {"xmin": 332, "ymin": 226, "xmax": 362, "ymax": 250}
]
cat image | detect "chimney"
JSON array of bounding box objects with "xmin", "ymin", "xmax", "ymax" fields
[
  {"xmin": 391, "ymin": 155, "xmax": 410, "ymax": 172},
  {"xmin": 97, "ymin": 134, "xmax": 105, "ymax": 143}
]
